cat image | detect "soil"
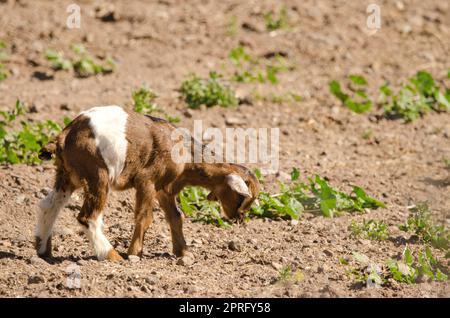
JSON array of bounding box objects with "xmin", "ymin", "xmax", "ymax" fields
[{"xmin": 0, "ymin": 0, "xmax": 449, "ymax": 297}]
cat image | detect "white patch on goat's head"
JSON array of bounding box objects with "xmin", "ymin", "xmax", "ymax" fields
[
  {"xmin": 81, "ymin": 106, "xmax": 128, "ymax": 185},
  {"xmin": 226, "ymin": 174, "xmax": 251, "ymax": 197}
]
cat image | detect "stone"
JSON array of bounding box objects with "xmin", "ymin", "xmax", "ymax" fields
[
  {"xmin": 177, "ymin": 256, "xmax": 194, "ymax": 266},
  {"xmin": 271, "ymin": 262, "xmax": 283, "ymax": 271},
  {"xmin": 128, "ymin": 255, "xmax": 140, "ymax": 263},
  {"xmin": 145, "ymin": 276, "xmax": 158, "ymax": 285},
  {"xmin": 228, "ymin": 240, "xmax": 241, "ymax": 252},
  {"xmin": 28, "ymin": 275, "xmax": 45, "ymax": 284},
  {"xmin": 225, "ymin": 117, "xmax": 246, "ymax": 126}
]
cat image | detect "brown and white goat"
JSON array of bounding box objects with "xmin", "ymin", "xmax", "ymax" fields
[{"xmin": 36, "ymin": 105, "xmax": 260, "ymax": 261}]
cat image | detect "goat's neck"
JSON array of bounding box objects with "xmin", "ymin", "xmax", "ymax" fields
[{"xmin": 180, "ymin": 163, "xmax": 230, "ymax": 189}]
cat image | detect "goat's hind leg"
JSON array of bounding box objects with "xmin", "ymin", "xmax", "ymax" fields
[
  {"xmin": 128, "ymin": 182, "xmax": 155, "ymax": 257},
  {"xmin": 157, "ymin": 191, "xmax": 187, "ymax": 257},
  {"xmin": 35, "ymin": 168, "xmax": 73, "ymax": 257},
  {"xmin": 77, "ymin": 170, "xmax": 123, "ymax": 261}
]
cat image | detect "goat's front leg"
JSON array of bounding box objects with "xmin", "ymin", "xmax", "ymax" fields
[
  {"xmin": 77, "ymin": 173, "xmax": 123, "ymax": 261},
  {"xmin": 35, "ymin": 189, "xmax": 72, "ymax": 257},
  {"xmin": 157, "ymin": 191, "xmax": 187, "ymax": 257},
  {"xmin": 35, "ymin": 168, "xmax": 73, "ymax": 258},
  {"xmin": 128, "ymin": 182, "xmax": 155, "ymax": 257}
]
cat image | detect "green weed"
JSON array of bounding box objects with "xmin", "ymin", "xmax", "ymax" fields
[
  {"xmin": 265, "ymin": 6, "xmax": 289, "ymax": 31},
  {"xmin": 0, "ymin": 41, "xmax": 9, "ymax": 82},
  {"xmin": 349, "ymin": 219, "xmax": 389, "ymax": 241},
  {"xmin": 229, "ymin": 46, "xmax": 293, "ymax": 85},
  {"xmin": 329, "ymin": 75, "xmax": 372, "ymax": 113},
  {"xmin": 0, "ymin": 101, "xmax": 63, "ymax": 164},
  {"xmin": 250, "ymin": 168, "xmax": 385, "ymax": 220},
  {"xmin": 178, "ymin": 186, "xmax": 231, "ymax": 228},
  {"xmin": 132, "ymin": 86, "xmax": 180, "ymax": 123},
  {"xmin": 180, "ymin": 72, "xmax": 238, "ymax": 109},
  {"xmin": 46, "ymin": 44, "xmax": 115, "ymax": 77},
  {"xmin": 132, "ymin": 86, "xmax": 159, "ymax": 115},
  {"xmin": 387, "ymin": 246, "xmax": 448, "ymax": 283},
  {"xmin": 382, "ymin": 71, "xmax": 450, "ymax": 122},
  {"xmin": 399, "ymin": 202, "xmax": 449, "ymax": 250},
  {"xmin": 330, "ymin": 71, "xmax": 450, "ymax": 121}
]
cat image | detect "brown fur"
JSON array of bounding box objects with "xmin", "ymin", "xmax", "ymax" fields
[{"xmin": 37, "ymin": 109, "xmax": 260, "ymax": 260}]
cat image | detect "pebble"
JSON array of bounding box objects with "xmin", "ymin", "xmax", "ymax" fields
[
  {"xmin": 183, "ymin": 109, "xmax": 194, "ymax": 118},
  {"xmin": 228, "ymin": 241, "xmax": 241, "ymax": 252},
  {"xmin": 15, "ymin": 195, "xmax": 28, "ymax": 205},
  {"xmin": 128, "ymin": 255, "xmax": 140, "ymax": 263},
  {"xmin": 177, "ymin": 255, "xmax": 194, "ymax": 266},
  {"xmin": 225, "ymin": 117, "xmax": 246, "ymax": 126},
  {"xmin": 28, "ymin": 275, "xmax": 45, "ymax": 284},
  {"xmin": 145, "ymin": 276, "xmax": 158, "ymax": 285},
  {"xmin": 192, "ymin": 238, "xmax": 203, "ymax": 246},
  {"xmin": 271, "ymin": 262, "xmax": 283, "ymax": 271},
  {"xmin": 29, "ymin": 256, "xmax": 47, "ymax": 266}
]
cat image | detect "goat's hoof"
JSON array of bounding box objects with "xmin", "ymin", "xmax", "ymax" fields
[
  {"xmin": 127, "ymin": 247, "xmax": 143, "ymax": 257},
  {"xmin": 174, "ymin": 249, "xmax": 192, "ymax": 258},
  {"xmin": 35, "ymin": 236, "xmax": 52, "ymax": 258},
  {"xmin": 106, "ymin": 249, "xmax": 124, "ymax": 262}
]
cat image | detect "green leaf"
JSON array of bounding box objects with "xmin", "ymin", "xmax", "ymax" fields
[
  {"xmin": 329, "ymin": 80, "xmax": 348, "ymax": 102},
  {"xmin": 404, "ymin": 248, "xmax": 413, "ymax": 266},
  {"xmin": 349, "ymin": 75, "xmax": 368, "ymax": 86},
  {"xmin": 435, "ymin": 90, "xmax": 450, "ymax": 110},
  {"xmin": 352, "ymin": 186, "xmax": 386, "ymax": 208},
  {"xmin": 290, "ymin": 167, "xmax": 300, "ymax": 181}
]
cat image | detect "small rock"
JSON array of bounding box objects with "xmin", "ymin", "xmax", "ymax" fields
[
  {"xmin": 241, "ymin": 22, "xmax": 263, "ymax": 33},
  {"xmin": 11, "ymin": 67, "xmax": 20, "ymax": 76},
  {"xmin": 177, "ymin": 256, "xmax": 194, "ymax": 266},
  {"xmin": 60, "ymin": 103, "xmax": 70, "ymax": 111},
  {"xmin": 28, "ymin": 275, "xmax": 45, "ymax": 284},
  {"xmin": 225, "ymin": 117, "xmax": 246, "ymax": 126},
  {"xmin": 28, "ymin": 104, "xmax": 39, "ymax": 113},
  {"xmin": 228, "ymin": 241, "xmax": 241, "ymax": 252},
  {"xmin": 15, "ymin": 195, "xmax": 28, "ymax": 205},
  {"xmin": 140, "ymin": 285, "xmax": 150, "ymax": 293},
  {"xmin": 323, "ymin": 249, "xmax": 333, "ymax": 257},
  {"xmin": 290, "ymin": 219, "xmax": 299, "ymax": 226},
  {"xmin": 128, "ymin": 255, "xmax": 140, "ymax": 263},
  {"xmin": 192, "ymin": 238, "xmax": 203, "ymax": 246},
  {"xmin": 247, "ymin": 238, "xmax": 258, "ymax": 245},
  {"xmin": 238, "ymin": 96, "xmax": 253, "ymax": 106},
  {"xmin": 29, "ymin": 256, "xmax": 47, "ymax": 266},
  {"xmin": 275, "ymin": 171, "xmax": 291, "ymax": 181},
  {"xmin": 145, "ymin": 276, "xmax": 158, "ymax": 285},
  {"xmin": 82, "ymin": 33, "xmax": 94, "ymax": 43},
  {"xmin": 358, "ymin": 239, "xmax": 372, "ymax": 246},
  {"xmin": 395, "ymin": 1, "xmax": 405, "ymax": 11},
  {"xmin": 76, "ymin": 259, "xmax": 88, "ymax": 266},
  {"xmin": 271, "ymin": 261, "xmax": 283, "ymax": 271},
  {"xmin": 183, "ymin": 109, "xmax": 194, "ymax": 118}
]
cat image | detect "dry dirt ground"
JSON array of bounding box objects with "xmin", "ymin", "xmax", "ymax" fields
[{"xmin": 0, "ymin": 0, "xmax": 450, "ymax": 297}]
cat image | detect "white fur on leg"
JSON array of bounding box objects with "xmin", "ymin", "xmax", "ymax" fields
[
  {"xmin": 35, "ymin": 190, "xmax": 71, "ymax": 254},
  {"xmin": 85, "ymin": 214, "xmax": 113, "ymax": 261}
]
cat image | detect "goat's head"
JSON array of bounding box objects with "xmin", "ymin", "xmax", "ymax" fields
[{"xmin": 208, "ymin": 171, "xmax": 260, "ymax": 222}]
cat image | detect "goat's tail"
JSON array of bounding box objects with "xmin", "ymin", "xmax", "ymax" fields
[{"xmin": 38, "ymin": 139, "xmax": 58, "ymax": 160}]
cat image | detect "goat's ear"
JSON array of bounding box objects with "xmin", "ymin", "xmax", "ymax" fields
[
  {"xmin": 226, "ymin": 174, "xmax": 251, "ymax": 197},
  {"xmin": 207, "ymin": 191, "xmax": 218, "ymax": 201}
]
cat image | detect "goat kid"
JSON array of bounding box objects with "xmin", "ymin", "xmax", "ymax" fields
[{"xmin": 36, "ymin": 106, "xmax": 260, "ymax": 261}]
